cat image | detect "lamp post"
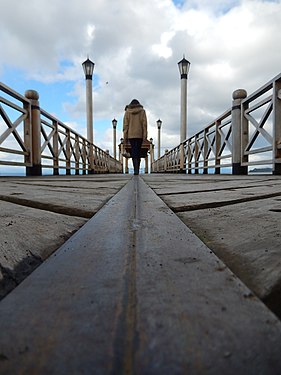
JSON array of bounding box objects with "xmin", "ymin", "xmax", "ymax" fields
[
  {"xmin": 178, "ymin": 56, "xmax": 190, "ymax": 143},
  {"xmin": 157, "ymin": 119, "xmax": 162, "ymax": 159},
  {"xmin": 149, "ymin": 137, "xmax": 154, "ymax": 172},
  {"xmin": 119, "ymin": 137, "xmax": 124, "ymax": 163},
  {"xmin": 118, "ymin": 137, "xmax": 124, "ymax": 173},
  {"xmin": 149, "ymin": 138, "xmax": 154, "ymax": 161},
  {"xmin": 82, "ymin": 57, "xmax": 95, "ymax": 172},
  {"xmin": 112, "ymin": 118, "xmax": 117, "ymax": 159}
]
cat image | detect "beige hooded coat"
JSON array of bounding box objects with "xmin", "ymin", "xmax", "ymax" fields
[{"xmin": 123, "ymin": 103, "xmax": 147, "ymax": 140}]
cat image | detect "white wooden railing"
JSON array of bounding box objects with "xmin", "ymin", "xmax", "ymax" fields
[
  {"xmin": 0, "ymin": 83, "xmax": 122, "ymax": 175},
  {"xmin": 152, "ymin": 73, "xmax": 281, "ymax": 175}
]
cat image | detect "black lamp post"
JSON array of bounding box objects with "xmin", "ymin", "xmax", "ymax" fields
[
  {"xmin": 178, "ymin": 56, "xmax": 191, "ymax": 79},
  {"xmin": 82, "ymin": 58, "xmax": 95, "ymax": 80},
  {"xmin": 112, "ymin": 118, "xmax": 117, "ymax": 159},
  {"xmin": 112, "ymin": 118, "xmax": 117, "ymax": 128},
  {"xmin": 82, "ymin": 57, "xmax": 95, "ymax": 144},
  {"xmin": 178, "ymin": 56, "xmax": 190, "ymax": 143},
  {"xmin": 82, "ymin": 57, "xmax": 95, "ymax": 172},
  {"xmin": 157, "ymin": 119, "xmax": 162, "ymax": 159}
]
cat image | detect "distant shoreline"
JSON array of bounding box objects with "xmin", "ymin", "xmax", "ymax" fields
[{"xmin": 249, "ymin": 167, "xmax": 272, "ymax": 173}]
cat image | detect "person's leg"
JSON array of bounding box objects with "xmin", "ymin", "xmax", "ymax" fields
[
  {"xmin": 134, "ymin": 139, "xmax": 143, "ymax": 174},
  {"xmin": 129, "ymin": 139, "xmax": 142, "ymax": 175},
  {"xmin": 132, "ymin": 158, "xmax": 138, "ymax": 175},
  {"xmin": 135, "ymin": 139, "xmax": 142, "ymax": 174}
]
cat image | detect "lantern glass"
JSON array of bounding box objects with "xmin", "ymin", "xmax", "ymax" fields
[
  {"xmin": 82, "ymin": 58, "xmax": 95, "ymax": 77},
  {"xmin": 178, "ymin": 57, "xmax": 190, "ymax": 76},
  {"xmin": 157, "ymin": 119, "xmax": 162, "ymax": 129}
]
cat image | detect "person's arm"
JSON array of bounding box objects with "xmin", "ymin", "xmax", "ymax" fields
[
  {"xmin": 142, "ymin": 110, "xmax": 147, "ymax": 140},
  {"xmin": 123, "ymin": 112, "xmax": 129, "ymax": 141}
]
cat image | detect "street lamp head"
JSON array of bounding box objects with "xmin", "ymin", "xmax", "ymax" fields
[
  {"xmin": 178, "ymin": 56, "xmax": 190, "ymax": 79},
  {"xmin": 157, "ymin": 119, "xmax": 162, "ymax": 129},
  {"xmin": 112, "ymin": 118, "xmax": 117, "ymax": 128},
  {"xmin": 82, "ymin": 57, "xmax": 95, "ymax": 79},
  {"xmin": 120, "ymin": 138, "xmax": 124, "ymax": 143},
  {"xmin": 150, "ymin": 138, "xmax": 153, "ymax": 143}
]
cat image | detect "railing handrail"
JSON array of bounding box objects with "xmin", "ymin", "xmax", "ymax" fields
[
  {"xmin": 0, "ymin": 81, "xmax": 30, "ymax": 103},
  {"xmin": 0, "ymin": 82, "xmax": 122, "ymax": 175},
  {"xmin": 40, "ymin": 108, "xmax": 88, "ymax": 141},
  {"xmin": 40, "ymin": 108, "xmax": 112, "ymax": 155},
  {"xmin": 242, "ymin": 72, "xmax": 281, "ymax": 104},
  {"xmin": 152, "ymin": 73, "xmax": 281, "ymax": 175}
]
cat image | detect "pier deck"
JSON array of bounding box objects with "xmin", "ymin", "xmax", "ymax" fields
[{"xmin": 0, "ymin": 174, "xmax": 281, "ymax": 374}]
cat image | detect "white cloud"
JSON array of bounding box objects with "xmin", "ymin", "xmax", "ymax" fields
[
  {"xmin": 152, "ymin": 31, "xmax": 176, "ymax": 58},
  {"xmin": 1, "ymin": 0, "xmax": 281, "ymax": 157}
]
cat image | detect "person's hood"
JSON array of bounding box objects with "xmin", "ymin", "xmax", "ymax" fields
[{"xmin": 127, "ymin": 103, "xmax": 143, "ymax": 115}]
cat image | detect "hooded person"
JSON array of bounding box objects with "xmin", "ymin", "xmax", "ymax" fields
[{"xmin": 123, "ymin": 99, "xmax": 148, "ymax": 175}]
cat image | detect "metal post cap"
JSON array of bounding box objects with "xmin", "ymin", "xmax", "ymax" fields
[
  {"xmin": 25, "ymin": 90, "xmax": 39, "ymax": 100},
  {"xmin": 232, "ymin": 89, "xmax": 247, "ymax": 100}
]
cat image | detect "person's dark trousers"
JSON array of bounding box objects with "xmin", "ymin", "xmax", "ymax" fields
[{"xmin": 129, "ymin": 138, "xmax": 142, "ymax": 175}]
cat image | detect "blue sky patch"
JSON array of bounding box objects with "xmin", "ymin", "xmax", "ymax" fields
[{"xmin": 172, "ymin": 0, "xmax": 185, "ymax": 8}]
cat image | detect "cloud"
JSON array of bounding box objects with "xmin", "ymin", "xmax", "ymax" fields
[{"xmin": 1, "ymin": 0, "xmax": 281, "ymax": 157}]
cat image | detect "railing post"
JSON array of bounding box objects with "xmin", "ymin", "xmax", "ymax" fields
[
  {"xmin": 75, "ymin": 135, "xmax": 80, "ymax": 175},
  {"xmin": 112, "ymin": 119, "xmax": 117, "ymax": 160},
  {"xmin": 273, "ymin": 79, "xmax": 281, "ymax": 175},
  {"xmin": 23, "ymin": 100, "xmax": 32, "ymax": 170},
  {"xmin": 241, "ymin": 99, "xmax": 249, "ymax": 172},
  {"xmin": 145, "ymin": 156, "xmax": 148, "ymax": 173},
  {"xmin": 125, "ymin": 157, "xmax": 129, "ymax": 174},
  {"xmin": 66, "ymin": 128, "xmax": 71, "ymax": 175},
  {"xmin": 53, "ymin": 120, "xmax": 59, "ymax": 175},
  {"xmin": 232, "ymin": 89, "xmax": 247, "ymax": 175},
  {"xmin": 105, "ymin": 150, "xmax": 110, "ymax": 173},
  {"xmin": 187, "ymin": 140, "xmax": 192, "ymax": 174},
  {"xmin": 92, "ymin": 146, "xmax": 97, "ymax": 173},
  {"xmin": 194, "ymin": 135, "xmax": 199, "ymax": 174},
  {"xmin": 203, "ymin": 129, "xmax": 208, "ymax": 174},
  {"xmin": 164, "ymin": 149, "xmax": 168, "ymax": 172},
  {"xmin": 98, "ymin": 148, "xmax": 102, "ymax": 172},
  {"xmin": 149, "ymin": 139, "xmax": 154, "ymax": 173},
  {"xmin": 82, "ymin": 139, "xmax": 87, "ymax": 175},
  {"xmin": 215, "ymin": 120, "xmax": 221, "ymax": 174},
  {"xmin": 179, "ymin": 143, "xmax": 185, "ymax": 173},
  {"xmin": 119, "ymin": 142, "xmax": 124, "ymax": 173},
  {"xmin": 25, "ymin": 90, "xmax": 42, "ymax": 176},
  {"xmin": 88, "ymin": 143, "xmax": 94, "ymax": 174}
]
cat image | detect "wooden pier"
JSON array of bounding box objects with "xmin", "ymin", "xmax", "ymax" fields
[{"xmin": 0, "ymin": 174, "xmax": 281, "ymax": 374}]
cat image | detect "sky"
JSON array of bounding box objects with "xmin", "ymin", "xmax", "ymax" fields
[{"xmin": 1, "ymin": 0, "xmax": 281, "ymax": 165}]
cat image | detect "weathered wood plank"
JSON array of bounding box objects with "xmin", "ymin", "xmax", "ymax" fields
[{"xmin": 0, "ymin": 176, "xmax": 280, "ymax": 374}]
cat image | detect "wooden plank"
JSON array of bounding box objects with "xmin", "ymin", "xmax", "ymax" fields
[{"xmin": 0, "ymin": 177, "xmax": 280, "ymax": 374}]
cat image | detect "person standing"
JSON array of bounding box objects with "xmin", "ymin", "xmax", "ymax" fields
[{"xmin": 123, "ymin": 99, "xmax": 147, "ymax": 175}]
